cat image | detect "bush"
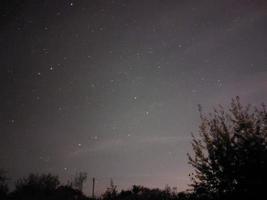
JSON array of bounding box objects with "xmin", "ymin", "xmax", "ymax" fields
[{"xmin": 188, "ymin": 97, "xmax": 267, "ymax": 199}]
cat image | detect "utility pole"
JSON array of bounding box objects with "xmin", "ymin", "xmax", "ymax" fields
[{"xmin": 92, "ymin": 177, "xmax": 95, "ymax": 199}]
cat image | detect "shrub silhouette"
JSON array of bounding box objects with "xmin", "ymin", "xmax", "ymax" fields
[
  {"xmin": 9, "ymin": 173, "xmax": 89, "ymax": 200},
  {"xmin": 102, "ymin": 179, "xmax": 118, "ymax": 200},
  {"xmin": 0, "ymin": 170, "xmax": 8, "ymax": 199},
  {"xmin": 10, "ymin": 173, "xmax": 60, "ymax": 200},
  {"xmin": 107, "ymin": 185, "xmax": 178, "ymax": 200},
  {"xmin": 55, "ymin": 185, "xmax": 89, "ymax": 200},
  {"xmin": 188, "ymin": 97, "xmax": 267, "ymax": 200},
  {"xmin": 73, "ymin": 172, "xmax": 88, "ymax": 192}
]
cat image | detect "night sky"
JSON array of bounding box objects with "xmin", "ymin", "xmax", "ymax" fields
[{"xmin": 1, "ymin": 0, "xmax": 267, "ymax": 195}]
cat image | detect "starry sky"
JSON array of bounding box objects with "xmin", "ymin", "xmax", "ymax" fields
[{"xmin": 1, "ymin": 0, "xmax": 267, "ymax": 195}]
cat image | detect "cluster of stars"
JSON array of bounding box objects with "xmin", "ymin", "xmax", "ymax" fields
[{"xmin": 2, "ymin": 0, "xmax": 266, "ymax": 192}]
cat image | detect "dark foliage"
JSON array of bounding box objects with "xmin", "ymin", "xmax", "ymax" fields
[
  {"xmin": 0, "ymin": 170, "xmax": 9, "ymax": 199},
  {"xmin": 54, "ymin": 185, "xmax": 89, "ymax": 200},
  {"xmin": 102, "ymin": 179, "xmax": 118, "ymax": 200},
  {"xmin": 2, "ymin": 174, "xmax": 191, "ymax": 200},
  {"xmin": 73, "ymin": 172, "xmax": 88, "ymax": 192},
  {"xmin": 8, "ymin": 173, "xmax": 89, "ymax": 200},
  {"xmin": 102, "ymin": 185, "xmax": 189, "ymax": 200},
  {"xmin": 188, "ymin": 97, "xmax": 267, "ymax": 200}
]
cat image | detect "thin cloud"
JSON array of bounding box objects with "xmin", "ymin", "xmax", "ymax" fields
[{"xmin": 69, "ymin": 135, "xmax": 190, "ymax": 157}]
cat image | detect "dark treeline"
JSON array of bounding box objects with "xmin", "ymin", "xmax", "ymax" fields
[
  {"xmin": 0, "ymin": 172, "xmax": 193, "ymax": 200},
  {"xmin": 2, "ymin": 97, "xmax": 267, "ymax": 200},
  {"xmin": 0, "ymin": 172, "xmax": 89, "ymax": 200}
]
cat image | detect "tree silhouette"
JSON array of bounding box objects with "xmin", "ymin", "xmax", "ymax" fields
[
  {"xmin": 10, "ymin": 173, "xmax": 90, "ymax": 200},
  {"xmin": 11, "ymin": 173, "xmax": 60, "ymax": 200},
  {"xmin": 55, "ymin": 185, "xmax": 89, "ymax": 200},
  {"xmin": 0, "ymin": 170, "xmax": 8, "ymax": 199},
  {"xmin": 102, "ymin": 179, "xmax": 118, "ymax": 200},
  {"xmin": 188, "ymin": 97, "xmax": 267, "ymax": 199},
  {"xmin": 73, "ymin": 172, "xmax": 88, "ymax": 192}
]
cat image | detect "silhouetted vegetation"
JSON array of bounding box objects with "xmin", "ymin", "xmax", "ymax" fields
[
  {"xmin": 0, "ymin": 173, "xmax": 189, "ymax": 200},
  {"xmin": 0, "ymin": 170, "xmax": 9, "ymax": 199},
  {"xmin": 2, "ymin": 97, "xmax": 267, "ymax": 200},
  {"xmin": 73, "ymin": 172, "xmax": 88, "ymax": 192},
  {"xmin": 102, "ymin": 185, "xmax": 186, "ymax": 200},
  {"xmin": 7, "ymin": 173, "xmax": 89, "ymax": 200},
  {"xmin": 188, "ymin": 97, "xmax": 267, "ymax": 200}
]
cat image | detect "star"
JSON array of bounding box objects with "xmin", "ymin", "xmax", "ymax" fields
[{"xmin": 1, "ymin": 0, "xmax": 266, "ymax": 194}]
